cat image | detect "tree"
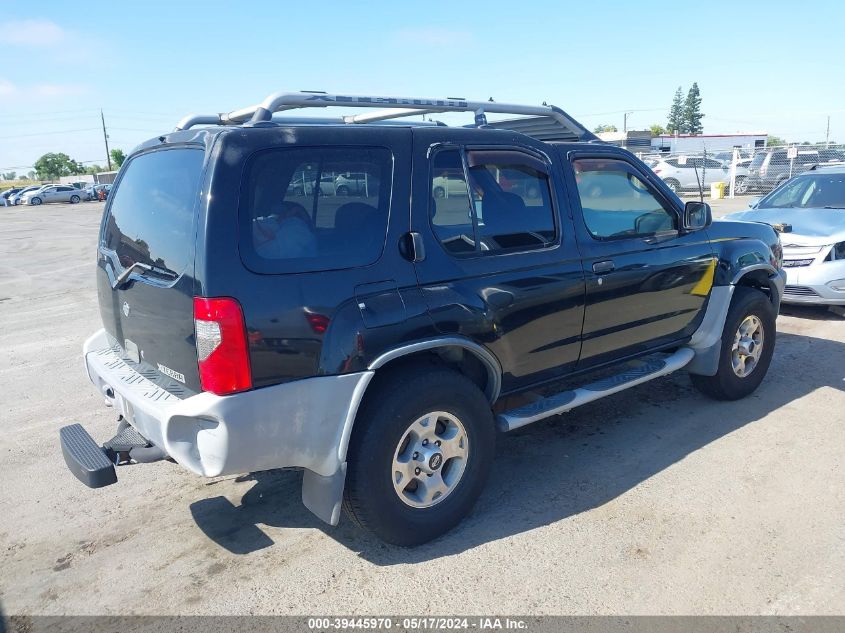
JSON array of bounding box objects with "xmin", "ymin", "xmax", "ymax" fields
[
  {"xmin": 649, "ymin": 123, "xmax": 666, "ymax": 136},
  {"xmin": 85, "ymin": 164, "xmax": 105, "ymax": 175},
  {"xmin": 34, "ymin": 153, "xmax": 83, "ymax": 180},
  {"xmin": 593, "ymin": 124, "xmax": 618, "ymax": 133},
  {"xmin": 766, "ymin": 135, "xmax": 787, "ymax": 147},
  {"xmin": 684, "ymin": 82, "xmax": 704, "ymax": 135},
  {"xmin": 27, "ymin": 171, "xmax": 36, "ymax": 180},
  {"xmin": 2, "ymin": 172, "xmax": 16, "ymax": 180},
  {"xmin": 110, "ymin": 148, "xmax": 126, "ymax": 168},
  {"xmin": 667, "ymin": 86, "xmax": 685, "ymax": 135}
]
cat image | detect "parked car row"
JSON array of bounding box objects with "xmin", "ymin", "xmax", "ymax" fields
[
  {"xmin": 2, "ymin": 182, "xmax": 111, "ymax": 206},
  {"xmin": 286, "ymin": 171, "xmax": 380, "ymax": 197},
  {"xmin": 642, "ymin": 146, "xmax": 845, "ymax": 195}
]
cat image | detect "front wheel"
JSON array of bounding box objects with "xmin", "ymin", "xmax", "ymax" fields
[
  {"xmin": 70, "ymin": 195, "xmax": 80, "ymax": 204},
  {"xmin": 336, "ymin": 185, "xmax": 350, "ymax": 197},
  {"xmin": 30, "ymin": 197, "xmax": 42, "ymax": 206},
  {"xmin": 664, "ymin": 178, "xmax": 680, "ymax": 194},
  {"xmin": 690, "ymin": 286, "xmax": 776, "ymax": 400},
  {"xmin": 343, "ymin": 367, "xmax": 495, "ymax": 546}
]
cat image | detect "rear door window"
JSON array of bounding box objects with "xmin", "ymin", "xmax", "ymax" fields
[
  {"xmin": 240, "ymin": 147, "xmax": 392, "ymax": 273},
  {"xmin": 101, "ymin": 147, "xmax": 205, "ymax": 277},
  {"xmin": 429, "ymin": 148, "xmax": 557, "ymax": 255}
]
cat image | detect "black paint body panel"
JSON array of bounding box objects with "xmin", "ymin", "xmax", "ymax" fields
[{"xmin": 95, "ymin": 125, "xmax": 781, "ymax": 400}]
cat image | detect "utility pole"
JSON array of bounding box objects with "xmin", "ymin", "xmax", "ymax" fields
[
  {"xmin": 826, "ymin": 115, "xmax": 831, "ymax": 147},
  {"xmin": 101, "ymin": 109, "xmax": 112, "ymax": 171},
  {"xmin": 623, "ymin": 111, "xmax": 633, "ymax": 134}
]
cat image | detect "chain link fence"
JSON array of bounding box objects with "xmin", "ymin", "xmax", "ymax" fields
[{"xmin": 636, "ymin": 143, "xmax": 845, "ymax": 199}]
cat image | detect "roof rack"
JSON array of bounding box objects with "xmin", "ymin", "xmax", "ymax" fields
[
  {"xmin": 174, "ymin": 90, "xmax": 596, "ymax": 141},
  {"xmin": 808, "ymin": 160, "xmax": 845, "ymax": 170}
]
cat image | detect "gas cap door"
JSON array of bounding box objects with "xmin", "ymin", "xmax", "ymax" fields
[{"xmin": 354, "ymin": 280, "xmax": 407, "ymax": 328}]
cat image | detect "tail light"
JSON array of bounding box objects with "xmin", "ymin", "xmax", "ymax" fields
[
  {"xmin": 193, "ymin": 297, "xmax": 252, "ymax": 395},
  {"xmin": 305, "ymin": 312, "xmax": 330, "ymax": 334}
]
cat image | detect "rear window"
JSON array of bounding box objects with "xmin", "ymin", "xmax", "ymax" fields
[
  {"xmin": 102, "ymin": 148, "xmax": 204, "ymax": 276},
  {"xmin": 240, "ymin": 147, "xmax": 392, "ymax": 273},
  {"xmin": 750, "ymin": 153, "xmax": 766, "ymax": 168}
]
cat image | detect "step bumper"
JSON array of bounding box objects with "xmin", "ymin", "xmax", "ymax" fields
[{"xmin": 59, "ymin": 423, "xmax": 117, "ymax": 488}]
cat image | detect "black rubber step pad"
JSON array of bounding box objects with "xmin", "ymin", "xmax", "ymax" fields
[{"xmin": 59, "ymin": 424, "xmax": 117, "ymax": 488}]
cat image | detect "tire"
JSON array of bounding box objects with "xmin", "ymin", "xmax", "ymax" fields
[
  {"xmin": 690, "ymin": 286, "xmax": 776, "ymax": 401},
  {"xmin": 664, "ymin": 178, "xmax": 680, "ymax": 194},
  {"xmin": 70, "ymin": 195, "xmax": 80, "ymax": 204},
  {"xmin": 433, "ymin": 186, "xmax": 446, "ymax": 199},
  {"xmin": 343, "ymin": 366, "xmax": 495, "ymax": 546},
  {"xmin": 734, "ymin": 176, "xmax": 748, "ymax": 195},
  {"xmin": 336, "ymin": 185, "xmax": 350, "ymax": 197},
  {"xmin": 30, "ymin": 197, "xmax": 42, "ymax": 206}
]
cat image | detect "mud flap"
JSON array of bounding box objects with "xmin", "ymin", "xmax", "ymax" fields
[{"xmin": 302, "ymin": 463, "xmax": 347, "ymax": 525}]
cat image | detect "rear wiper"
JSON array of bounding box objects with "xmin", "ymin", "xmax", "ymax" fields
[{"xmin": 113, "ymin": 262, "xmax": 177, "ymax": 288}]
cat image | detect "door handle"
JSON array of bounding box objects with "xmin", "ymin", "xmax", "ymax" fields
[{"xmin": 592, "ymin": 260, "xmax": 615, "ymax": 274}]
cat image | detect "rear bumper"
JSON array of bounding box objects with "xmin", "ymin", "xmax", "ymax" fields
[{"xmin": 83, "ymin": 329, "xmax": 373, "ymax": 479}]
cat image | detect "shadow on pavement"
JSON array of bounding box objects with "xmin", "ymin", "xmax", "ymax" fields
[
  {"xmin": 190, "ymin": 332, "xmax": 844, "ymax": 564},
  {"xmin": 780, "ymin": 304, "xmax": 845, "ymax": 321}
]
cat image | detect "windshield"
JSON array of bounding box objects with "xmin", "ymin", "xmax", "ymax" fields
[
  {"xmin": 750, "ymin": 153, "xmax": 767, "ymax": 168},
  {"xmin": 758, "ymin": 173, "xmax": 845, "ymax": 209}
]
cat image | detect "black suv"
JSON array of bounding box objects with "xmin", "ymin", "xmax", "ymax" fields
[{"xmin": 60, "ymin": 92, "xmax": 786, "ymax": 546}]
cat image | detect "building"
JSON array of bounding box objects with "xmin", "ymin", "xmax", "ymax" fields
[{"xmin": 651, "ymin": 133, "xmax": 768, "ymax": 154}]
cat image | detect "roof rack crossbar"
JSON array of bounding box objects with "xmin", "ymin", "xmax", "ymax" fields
[{"xmin": 173, "ymin": 91, "xmax": 595, "ymax": 140}]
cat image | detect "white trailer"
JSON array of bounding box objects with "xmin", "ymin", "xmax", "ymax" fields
[{"xmin": 652, "ymin": 133, "xmax": 768, "ymax": 154}]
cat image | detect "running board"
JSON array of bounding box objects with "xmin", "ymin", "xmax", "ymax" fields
[{"xmin": 497, "ymin": 347, "xmax": 695, "ymax": 432}]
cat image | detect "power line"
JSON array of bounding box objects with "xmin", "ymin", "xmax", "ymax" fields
[{"xmin": 0, "ymin": 128, "xmax": 99, "ymax": 139}]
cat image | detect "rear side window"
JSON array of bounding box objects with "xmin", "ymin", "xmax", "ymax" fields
[
  {"xmin": 430, "ymin": 148, "xmax": 556, "ymax": 255},
  {"xmin": 240, "ymin": 147, "xmax": 392, "ymax": 273},
  {"xmin": 102, "ymin": 148, "xmax": 204, "ymax": 276}
]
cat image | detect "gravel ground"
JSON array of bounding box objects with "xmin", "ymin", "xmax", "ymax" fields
[{"xmin": 0, "ymin": 201, "xmax": 843, "ymax": 616}]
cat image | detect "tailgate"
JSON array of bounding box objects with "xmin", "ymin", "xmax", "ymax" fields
[{"xmin": 96, "ymin": 146, "xmax": 206, "ymax": 393}]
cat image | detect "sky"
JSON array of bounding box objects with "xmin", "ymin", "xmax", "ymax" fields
[{"xmin": 2, "ymin": 0, "xmax": 845, "ymax": 174}]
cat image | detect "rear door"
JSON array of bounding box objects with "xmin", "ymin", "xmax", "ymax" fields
[
  {"xmin": 97, "ymin": 145, "xmax": 207, "ymax": 393},
  {"xmin": 411, "ymin": 128, "xmax": 586, "ymax": 392},
  {"xmin": 562, "ymin": 150, "xmax": 715, "ymax": 368}
]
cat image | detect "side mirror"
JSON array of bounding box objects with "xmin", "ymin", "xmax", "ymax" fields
[
  {"xmin": 682, "ymin": 201, "xmax": 712, "ymax": 231},
  {"xmin": 748, "ymin": 196, "xmax": 761, "ymax": 208}
]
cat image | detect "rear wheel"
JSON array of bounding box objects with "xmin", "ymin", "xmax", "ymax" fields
[
  {"xmin": 70, "ymin": 195, "xmax": 80, "ymax": 204},
  {"xmin": 343, "ymin": 367, "xmax": 495, "ymax": 546},
  {"xmin": 30, "ymin": 197, "xmax": 42, "ymax": 206},
  {"xmin": 336, "ymin": 185, "xmax": 350, "ymax": 196},
  {"xmin": 664, "ymin": 178, "xmax": 680, "ymax": 194},
  {"xmin": 433, "ymin": 186, "xmax": 445, "ymax": 199},
  {"xmin": 690, "ymin": 286, "xmax": 776, "ymax": 400},
  {"xmin": 734, "ymin": 176, "xmax": 748, "ymax": 195}
]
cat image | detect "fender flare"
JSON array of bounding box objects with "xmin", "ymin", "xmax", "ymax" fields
[
  {"xmin": 302, "ymin": 337, "xmax": 503, "ymax": 526},
  {"xmin": 687, "ymin": 264, "xmax": 783, "ymax": 376}
]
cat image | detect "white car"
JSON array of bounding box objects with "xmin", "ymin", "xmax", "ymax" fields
[
  {"xmin": 8, "ymin": 185, "xmax": 42, "ymax": 205},
  {"xmin": 723, "ymin": 164, "xmax": 845, "ymax": 305},
  {"xmin": 652, "ymin": 156, "xmax": 749, "ymax": 195}
]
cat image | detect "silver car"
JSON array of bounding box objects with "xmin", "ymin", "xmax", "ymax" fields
[
  {"xmin": 652, "ymin": 156, "xmax": 749, "ymax": 194},
  {"xmin": 22, "ymin": 184, "xmax": 84, "ymax": 205},
  {"xmin": 722, "ymin": 164, "xmax": 845, "ymax": 305}
]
